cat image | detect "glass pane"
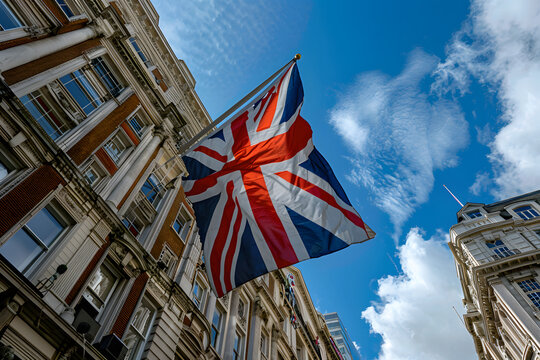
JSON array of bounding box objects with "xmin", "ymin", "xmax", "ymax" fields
[
  {"xmin": 92, "ymin": 58, "xmax": 123, "ymax": 96},
  {"xmin": 0, "ymin": 158, "xmax": 9, "ymax": 181},
  {"xmin": 0, "ymin": 228, "xmax": 43, "ymax": 272},
  {"xmin": 0, "ymin": 0, "xmax": 22, "ymax": 31},
  {"xmin": 129, "ymin": 116, "xmax": 144, "ymax": 137},
  {"xmin": 55, "ymin": 0, "xmax": 74, "ymax": 17},
  {"xmin": 88, "ymin": 266, "xmax": 116, "ymax": 303},
  {"xmin": 25, "ymin": 208, "xmax": 65, "ymax": 247},
  {"xmin": 20, "ymin": 94, "xmax": 67, "ymax": 140},
  {"xmin": 60, "ymin": 71, "xmax": 101, "ymax": 115}
]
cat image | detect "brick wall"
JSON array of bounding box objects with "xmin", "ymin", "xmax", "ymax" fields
[
  {"xmin": 110, "ymin": 272, "xmax": 149, "ymax": 337},
  {"xmin": 67, "ymin": 94, "xmax": 140, "ymax": 165},
  {"xmin": 0, "ymin": 165, "xmax": 65, "ymax": 237},
  {"xmin": 95, "ymin": 148, "xmax": 118, "ymax": 175}
]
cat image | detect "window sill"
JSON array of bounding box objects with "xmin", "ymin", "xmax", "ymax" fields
[{"xmin": 0, "ymin": 27, "xmax": 32, "ymax": 43}]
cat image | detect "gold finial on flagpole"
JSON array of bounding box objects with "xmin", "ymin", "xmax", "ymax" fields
[{"xmin": 295, "ymin": 53, "xmax": 302, "ymax": 61}]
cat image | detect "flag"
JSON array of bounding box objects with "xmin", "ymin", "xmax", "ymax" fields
[{"xmin": 182, "ymin": 63, "xmax": 373, "ymax": 297}]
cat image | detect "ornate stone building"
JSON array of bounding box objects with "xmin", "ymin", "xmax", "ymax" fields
[
  {"xmin": 449, "ymin": 190, "xmax": 540, "ymax": 360},
  {"xmin": 0, "ymin": 0, "xmax": 342, "ymax": 359}
]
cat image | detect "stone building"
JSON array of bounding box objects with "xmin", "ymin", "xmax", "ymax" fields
[
  {"xmin": 0, "ymin": 0, "xmax": 342, "ymax": 359},
  {"xmin": 449, "ymin": 190, "xmax": 540, "ymax": 360}
]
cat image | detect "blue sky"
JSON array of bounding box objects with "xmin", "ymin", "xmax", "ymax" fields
[{"xmin": 152, "ymin": 1, "xmax": 540, "ymax": 359}]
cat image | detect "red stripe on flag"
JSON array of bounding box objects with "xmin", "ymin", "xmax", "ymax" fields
[
  {"xmin": 210, "ymin": 181, "xmax": 236, "ymax": 297},
  {"xmin": 242, "ymin": 167, "xmax": 298, "ymax": 268},
  {"xmin": 223, "ymin": 197, "xmax": 243, "ymax": 292},
  {"xmin": 275, "ymin": 171, "xmax": 367, "ymax": 229},
  {"xmin": 194, "ymin": 146, "xmax": 228, "ymax": 163},
  {"xmin": 256, "ymin": 91, "xmax": 277, "ymax": 131}
]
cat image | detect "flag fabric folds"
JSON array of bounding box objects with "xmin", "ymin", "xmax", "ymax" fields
[{"xmin": 182, "ymin": 63, "xmax": 373, "ymax": 297}]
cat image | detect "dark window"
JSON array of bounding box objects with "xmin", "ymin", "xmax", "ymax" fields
[
  {"xmin": 140, "ymin": 174, "xmax": 164, "ymax": 208},
  {"xmin": 129, "ymin": 37, "xmax": 151, "ymax": 68},
  {"xmin": 0, "ymin": 206, "xmax": 67, "ymax": 272},
  {"xmin": 518, "ymin": 279, "xmax": 540, "ymax": 309},
  {"xmin": 20, "ymin": 92, "xmax": 70, "ymax": 140},
  {"xmin": 0, "ymin": 0, "xmax": 22, "ymax": 31},
  {"xmin": 55, "ymin": 0, "xmax": 74, "ymax": 17},
  {"xmin": 128, "ymin": 116, "xmax": 145, "ymax": 137},
  {"xmin": 486, "ymin": 240, "xmax": 515, "ymax": 258},
  {"xmin": 92, "ymin": 57, "xmax": 123, "ymax": 96},
  {"xmin": 60, "ymin": 70, "xmax": 102, "ymax": 115},
  {"xmin": 467, "ymin": 210, "xmax": 483, "ymax": 219},
  {"xmin": 514, "ymin": 205, "xmax": 540, "ymax": 220}
]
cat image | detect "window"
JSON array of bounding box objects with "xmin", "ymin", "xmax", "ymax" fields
[
  {"xmin": 141, "ymin": 174, "xmax": 164, "ymax": 208},
  {"xmin": 92, "ymin": 57, "xmax": 123, "ymax": 97},
  {"xmin": 0, "ymin": 149, "xmax": 18, "ymax": 183},
  {"xmin": 467, "ymin": 210, "xmax": 483, "ymax": 219},
  {"xmin": 514, "ymin": 206, "xmax": 540, "ymax": 220},
  {"xmin": 517, "ymin": 279, "xmax": 540, "ymax": 310},
  {"xmin": 82, "ymin": 161, "xmax": 106, "ymax": 187},
  {"xmin": 211, "ymin": 308, "xmax": 223, "ymax": 349},
  {"xmin": 233, "ymin": 330, "xmax": 244, "ymax": 360},
  {"xmin": 172, "ymin": 207, "xmax": 192, "ymax": 241},
  {"xmin": 60, "ymin": 70, "xmax": 102, "ymax": 115},
  {"xmin": 486, "ymin": 240, "xmax": 515, "ymax": 258},
  {"xmin": 261, "ymin": 332, "xmax": 269, "ymax": 359},
  {"xmin": 0, "ymin": 204, "xmax": 69, "ymax": 273},
  {"xmin": 55, "ymin": 0, "xmax": 74, "ymax": 17},
  {"xmin": 128, "ymin": 116, "xmax": 145, "ymax": 138},
  {"xmin": 104, "ymin": 131, "xmax": 132, "ymax": 163},
  {"xmin": 122, "ymin": 212, "xmax": 145, "ymax": 238},
  {"xmin": 158, "ymin": 245, "xmax": 177, "ymax": 276},
  {"xmin": 83, "ymin": 264, "xmax": 119, "ymax": 313},
  {"xmin": 20, "ymin": 92, "xmax": 70, "ymax": 140},
  {"xmin": 192, "ymin": 280, "xmax": 205, "ymax": 309},
  {"xmin": 0, "ymin": 0, "xmax": 22, "ymax": 31},
  {"xmin": 123, "ymin": 297, "xmax": 156, "ymax": 360},
  {"xmin": 0, "ymin": 158, "xmax": 7, "ymax": 181},
  {"xmin": 129, "ymin": 37, "xmax": 152, "ymax": 68}
]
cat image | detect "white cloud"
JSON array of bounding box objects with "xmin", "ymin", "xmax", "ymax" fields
[
  {"xmin": 151, "ymin": 0, "xmax": 309, "ymax": 92},
  {"xmin": 433, "ymin": 0, "xmax": 540, "ymax": 198},
  {"xmin": 469, "ymin": 171, "xmax": 492, "ymax": 196},
  {"xmin": 330, "ymin": 50, "xmax": 468, "ymax": 238},
  {"xmin": 362, "ymin": 228, "xmax": 476, "ymax": 360},
  {"xmin": 353, "ymin": 341, "xmax": 360, "ymax": 352}
]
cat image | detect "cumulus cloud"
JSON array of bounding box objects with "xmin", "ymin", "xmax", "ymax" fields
[
  {"xmin": 469, "ymin": 171, "xmax": 492, "ymax": 196},
  {"xmin": 433, "ymin": 0, "xmax": 540, "ymax": 198},
  {"xmin": 330, "ymin": 50, "xmax": 468, "ymax": 238},
  {"xmin": 362, "ymin": 228, "xmax": 476, "ymax": 360}
]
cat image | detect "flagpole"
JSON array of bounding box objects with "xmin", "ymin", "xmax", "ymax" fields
[{"xmin": 177, "ymin": 54, "xmax": 301, "ymax": 155}]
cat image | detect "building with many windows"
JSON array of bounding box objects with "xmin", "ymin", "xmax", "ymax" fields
[
  {"xmin": 449, "ymin": 190, "xmax": 540, "ymax": 360},
  {"xmin": 0, "ymin": 0, "xmax": 343, "ymax": 359},
  {"xmin": 323, "ymin": 313, "xmax": 360, "ymax": 360}
]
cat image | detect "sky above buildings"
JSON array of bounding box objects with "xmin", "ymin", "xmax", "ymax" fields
[{"xmin": 151, "ymin": 0, "xmax": 540, "ymax": 359}]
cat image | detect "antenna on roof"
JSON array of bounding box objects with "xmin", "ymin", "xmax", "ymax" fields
[{"xmin": 443, "ymin": 184, "xmax": 464, "ymax": 207}]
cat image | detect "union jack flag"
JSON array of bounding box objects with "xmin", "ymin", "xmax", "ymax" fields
[{"xmin": 182, "ymin": 63, "xmax": 373, "ymax": 297}]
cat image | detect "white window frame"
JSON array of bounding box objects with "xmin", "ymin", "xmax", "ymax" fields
[
  {"xmin": 158, "ymin": 244, "xmax": 177, "ymax": 277},
  {"xmin": 485, "ymin": 239, "xmax": 517, "ymax": 259},
  {"xmin": 103, "ymin": 129, "xmax": 133, "ymax": 164},
  {"xmin": 465, "ymin": 208, "xmax": 484, "ymax": 220},
  {"xmin": 506, "ymin": 202, "xmax": 540, "ymax": 221},
  {"xmin": 192, "ymin": 277, "xmax": 206, "ymax": 310},
  {"xmin": 172, "ymin": 205, "xmax": 193, "ymax": 242},
  {"xmin": 511, "ymin": 274, "xmax": 540, "ymax": 316},
  {"xmin": 82, "ymin": 261, "xmax": 121, "ymax": 318},
  {"xmin": 0, "ymin": 200, "xmax": 72, "ymax": 275},
  {"xmin": 261, "ymin": 330, "xmax": 269, "ymax": 360},
  {"xmin": 0, "ymin": 144, "xmax": 22, "ymax": 185},
  {"xmin": 0, "ymin": 0, "xmax": 24, "ymax": 32},
  {"xmin": 123, "ymin": 295, "xmax": 157, "ymax": 360},
  {"xmin": 232, "ymin": 327, "xmax": 245, "ymax": 360},
  {"xmin": 81, "ymin": 159, "xmax": 107, "ymax": 188},
  {"xmin": 211, "ymin": 306, "xmax": 224, "ymax": 352}
]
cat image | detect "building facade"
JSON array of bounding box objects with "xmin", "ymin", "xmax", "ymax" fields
[
  {"xmin": 449, "ymin": 190, "xmax": 540, "ymax": 360},
  {"xmin": 323, "ymin": 313, "xmax": 359, "ymax": 360},
  {"xmin": 0, "ymin": 0, "xmax": 342, "ymax": 360}
]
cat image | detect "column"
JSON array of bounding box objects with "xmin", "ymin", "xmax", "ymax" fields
[
  {"xmin": 222, "ymin": 290, "xmax": 240, "ymax": 360},
  {"xmin": 0, "ymin": 27, "xmax": 98, "ymax": 72},
  {"xmin": 204, "ymin": 292, "xmax": 217, "ymax": 321},
  {"xmin": 247, "ymin": 297, "xmax": 266, "ymax": 360},
  {"xmin": 106, "ymin": 131, "xmax": 163, "ymax": 207},
  {"xmin": 270, "ymin": 326, "xmax": 279, "ymax": 360}
]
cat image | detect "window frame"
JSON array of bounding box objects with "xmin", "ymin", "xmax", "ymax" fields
[
  {"xmin": 128, "ymin": 115, "xmax": 147, "ymax": 138},
  {"xmin": 129, "ymin": 37, "xmax": 152, "ymax": 68},
  {"xmin": 513, "ymin": 205, "xmax": 540, "ymax": 221},
  {"xmin": 0, "ymin": 0, "xmax": 24, "ymax": 31},
  {"xmin": 261, "ymin": 330, "xmax": 269, "ymax": 359},
  {"xmin": 172, "ymin": 205, "xmax": 193, "ymax": 242},
  {"xmin": 192, "ymin": 278, "xmax": 206, "ymax": 310},
  {"xmin": 211, "ymin": 307, "xmax": 224, "ymax": 351},
  {"xmin": 82, "ymin": 261, "xmax": 121, "ymax": 317},
  {"xmin": 232, "ymin": 328, "xmax": 245, "ymax": 360},
  {"xmin": 91, "ymin": 56, "xmax": 124, "ymax": 97},
  {"xmin": 103, "ymin": 129, "xmax": 133, "ymax": 164},
  {"xmin": 0, "ymin": 200, "xmax": 72, "ymax": 274},
  {"xmin": 20, "ymin": 90, "xmax": 72, "ymax": 141},
  {"xmin": 140, "ymin": 174, "xmax": 165, "ymax": 209},
  {"xmin": 59, "ymin": 69, "xmax": 103, "ymax": 116},
  {"xmin": 157, "ymin": 244, "xmax": 178, "ymax": 277},
  {"xmin": 515, "ymin": 276, "xmax": 540, "ymax": 312},
  {"xmin": 485, "ymin": 239, "xmax": 516, "ymax": 259},
  {"xmin": 81, "ymin": 159, "xmax": 107, "ymax": 188},
  {"xmin": 123, "ymin": 295, "xmax": 157, "ymax": 360}
]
